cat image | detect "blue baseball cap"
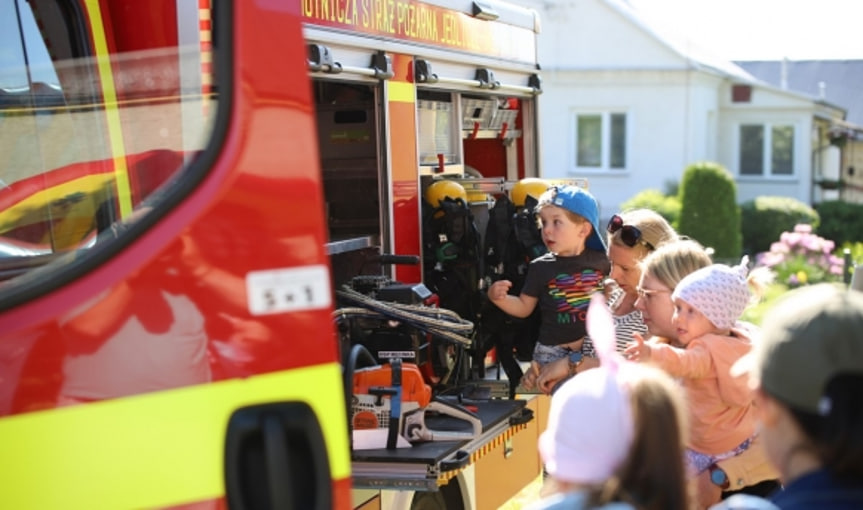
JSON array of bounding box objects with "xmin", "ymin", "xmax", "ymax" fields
[{"xmin": 550, "ymin": 185, "xmax": 606, "ymax": 252}]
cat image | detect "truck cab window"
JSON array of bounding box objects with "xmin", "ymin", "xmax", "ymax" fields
[{"xmin": 0, "ymin": 0, "xmax": 218, "ymax": 288}]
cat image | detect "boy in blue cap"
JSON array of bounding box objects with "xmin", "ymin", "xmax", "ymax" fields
[{"xmin": 488, "ymin": 185, "xmax": 609, "ymax": 391}]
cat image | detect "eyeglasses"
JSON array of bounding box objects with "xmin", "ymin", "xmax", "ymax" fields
[
  {"xmin": 607, "ymin": 214, "xmax": 656, "ymax": 251},
  {"xmin": 636, "ymin": 286, "xmax": 671, "ymax": 299}
]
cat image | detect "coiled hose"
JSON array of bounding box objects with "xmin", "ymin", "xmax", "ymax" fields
[{"xmin": 333, "ymin": 286, "xmax": 474, "ymax": 347}]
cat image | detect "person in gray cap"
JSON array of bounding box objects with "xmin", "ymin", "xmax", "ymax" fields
[{"xmin": 713, "ymin": 284, "xmax": 863, "ymax": 510}]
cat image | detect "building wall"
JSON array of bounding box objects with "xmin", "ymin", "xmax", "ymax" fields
[
  {"xmin": 533, "ymin": 0, "xmax": 684, "ymax": 70},
  {"xmin": 539, "ymin": 67, "xmax": 733, "ymax": 216},
  {"xmin": 841, "ymin": 139, "xmax": 863, "ymax": 204},
  {"xmin": 528, "ymin": 0, "xmax": 850, "ymax": 216}
]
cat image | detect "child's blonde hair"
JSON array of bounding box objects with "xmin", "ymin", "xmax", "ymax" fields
[
  {"xmin": 639, "ymin": 239, "xmax": 713, "ymax": 290},
  {"xmin": 744, "ymin": 266, "xmax": 775, "ymax": 304},
  {"xmin": 589, "ymin": 364, "xmax": 691, "ymax": 510}
]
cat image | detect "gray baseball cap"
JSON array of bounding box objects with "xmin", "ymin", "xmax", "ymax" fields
[{"xmin": 731, "ymin": 284, "xmax": 863, "ymax": 415}]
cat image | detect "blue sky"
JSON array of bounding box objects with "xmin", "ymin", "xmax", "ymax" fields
[
  {"xmin": 1, "ymin": 1, "xmax": 58, "ymax": 88},
  {"xmin": 4, "ymin": 0, "xmax": 861, "ymax": 90},
  {"xmin": 629, "ymin": 0, "xmax": 863, "ymax": 61}
]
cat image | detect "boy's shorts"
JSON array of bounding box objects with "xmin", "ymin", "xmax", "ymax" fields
[{"xmin": 532, "ymin": 342, "xmax": 572, "ymax": 366}]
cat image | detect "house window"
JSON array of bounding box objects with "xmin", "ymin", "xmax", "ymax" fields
[
  {"xmin": 610, "ymin": 113, "xmax": 627, "ymax": 168},
  {"xmin": 771, "ymin": 125, "xmax": 794, "ymax": 175},
  {"xmin": 739, "ymin": 124, "xmax": 794, "ymax": 176},
  {"xmin": 740, "ymin": 125, "xmax": 764, "ymax": 175},
  {"xmin": 575, "ymin": 112, "xmax": 627, "ymax": 170}
]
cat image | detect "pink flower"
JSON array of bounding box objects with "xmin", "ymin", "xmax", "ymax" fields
[
  {"xmin": 781, "ymin": 232, "xmax": 800, "ymax": 247},
  {"xmin": 754, "ymin": 223, "xmax": 843, "ymax": 286},
  {"xmin": 770, "ymin": 241, "xmax": 789, "ymax": 254}
]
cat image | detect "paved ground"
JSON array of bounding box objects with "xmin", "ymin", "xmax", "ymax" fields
[{"xmin": 499, "ymin": 474, "xmax": 544, "ymax": 509}]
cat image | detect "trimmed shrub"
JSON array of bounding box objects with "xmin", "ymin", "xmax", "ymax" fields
[
  {"xmin": 741, "ymin": 196, "xmax": 819, "ymax": 255},
  {"xmin": 620, "ymin": 189, "xmax": 681, "ymax": 229},
  {"xmin": 815, "ymin": 200, "xmax": 863, "ymax": 246},
  {"xmin": 677, "ymin": 161, "xmax": 742, "ymax": 259}
]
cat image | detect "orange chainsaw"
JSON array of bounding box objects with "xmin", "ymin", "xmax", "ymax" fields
[{"xmin": 352, "ymin": 358, "xmax": 481, "ymax": 448}]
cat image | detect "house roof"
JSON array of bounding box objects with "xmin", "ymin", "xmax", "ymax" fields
[
  {"xmin": 607, "ymin": 0, "xmax": 758, "ymax": 82},
  {"xmin": 735, "ymin": 60, "xmax": 863, "ymax": 125},
  {"xmin": 607, "ymin": 1, "xmax": 850, "ymax": 116}
]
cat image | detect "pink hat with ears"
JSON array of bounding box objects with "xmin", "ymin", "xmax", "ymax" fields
[{"xmin": 538, "ymin": 294, "xmax": 635, "ymax": 484}]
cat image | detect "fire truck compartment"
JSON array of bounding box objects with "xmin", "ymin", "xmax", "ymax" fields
[{"xmin": 350, "ymin": 397, "xmax": 531, "ymax": 491}]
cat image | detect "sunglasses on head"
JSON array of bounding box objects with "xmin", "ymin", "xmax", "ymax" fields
[{"xmin": 607, "ymin": 214, "xmax": 656, "ymax": 251}]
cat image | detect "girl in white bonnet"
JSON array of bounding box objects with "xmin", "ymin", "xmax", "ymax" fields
[
  {"xmin": 530, "ymin": 295, "xmax": 690, "ymax": 510},
  {"xmin": 624, "ymin": 257, "xmax": 771, "ymax": 508}
]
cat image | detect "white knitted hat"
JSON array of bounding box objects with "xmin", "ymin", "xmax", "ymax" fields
[{"xmin": 671, "ymin": 256, "xmax": 751, "ymax": 330}]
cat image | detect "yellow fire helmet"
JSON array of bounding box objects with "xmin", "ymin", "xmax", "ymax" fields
[
  {"xmin": 510, "ymin": 177, "xmax": 550, "ymax": 207},
  {"xmin": 424, "ymin": 179, "xmax": 467, "ymax": 207}
]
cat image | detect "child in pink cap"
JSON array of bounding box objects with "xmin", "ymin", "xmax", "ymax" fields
[
  {"xmin": 530, "ymin": 295, "xmax": 690, "ymax": 510},
  {"xmin": 624, "ymin": 257, "xmax": 771, "ymax": 509}
]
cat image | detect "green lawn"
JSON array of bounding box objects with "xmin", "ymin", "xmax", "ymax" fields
[
  {"xmin": 741, "ymin": 283, "xmax": 790, "ymax": 326},
  {"xmin": 741, "ymin": 281, "xmax": 855, "ymax": 326}
]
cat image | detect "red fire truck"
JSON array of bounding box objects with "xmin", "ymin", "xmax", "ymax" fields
[{"xmin": 0, "ymin": 0, "xmax": 546, "ymax": 508}]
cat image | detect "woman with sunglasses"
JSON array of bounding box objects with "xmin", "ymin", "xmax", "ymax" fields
[{"xmin": 529, "ymin": 209, "xmax": 677, "ymax": 393}]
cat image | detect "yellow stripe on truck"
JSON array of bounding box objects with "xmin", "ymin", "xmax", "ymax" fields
[
  {"xmin": 0, "ymin": 362, "xmax": 350, "ymax": 509},
  {"xmin": 387, "ymin": 81, "xmax": 415, "ymax": 104},
  {"xmin": 83, "ymin": 0, "xmax": 134, "ymax": 218}
]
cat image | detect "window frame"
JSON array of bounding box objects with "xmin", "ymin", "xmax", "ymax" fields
[
  {"xmin": 737, "ymin": 122, "xmax": 796, "ymax": 178},
  {"xmin": 571, "ymin": 110, "xmax": 628, "ymax": 173}
]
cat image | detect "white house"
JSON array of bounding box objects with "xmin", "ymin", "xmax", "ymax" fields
[{"xmin": 522, "ymin": 0, "xmax": 851, "ymax": 217}]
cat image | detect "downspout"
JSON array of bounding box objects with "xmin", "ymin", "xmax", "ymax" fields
[{"xmin": 811, "ymin": 124, "xmax": 819, "ymax": 206}]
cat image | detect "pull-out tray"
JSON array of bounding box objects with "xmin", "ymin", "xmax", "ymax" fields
[{"xmin": 351, "ymin": 397, "xmax": 533, "ymax": 491}]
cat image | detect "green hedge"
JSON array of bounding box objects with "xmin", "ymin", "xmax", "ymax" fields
[
  {"xmin": 815, "ymin": 200, "xmax": 863, "ymax": 246},
  {"xmin": 677, "ymin": 162, "xmax": 742, "ymax": 259},
  {"xmin": 741, "ymin": 196, "xmax": 819, "ymax": 255},
  {"xmin": 619, "ymin": 189, "xmax": 681, "ymax": 229}
]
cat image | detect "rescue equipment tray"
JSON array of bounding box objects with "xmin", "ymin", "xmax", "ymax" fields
[{"xmin": 350, "ymin": 397, "xmax": 533, "ymax": 491}]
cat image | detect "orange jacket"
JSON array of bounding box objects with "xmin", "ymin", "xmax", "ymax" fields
[{"xmin": 650, "ymin": 328, "xmax": 756, "ymax": 455}]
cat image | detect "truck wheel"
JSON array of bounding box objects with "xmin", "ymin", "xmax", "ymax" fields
[
  {"xmin": 410, "ymin": 480, "xmax": 464, "ymax": 510},
  {"xmin": 410, "ymin": 491, "xmax": 446, "ymax": 510}
]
